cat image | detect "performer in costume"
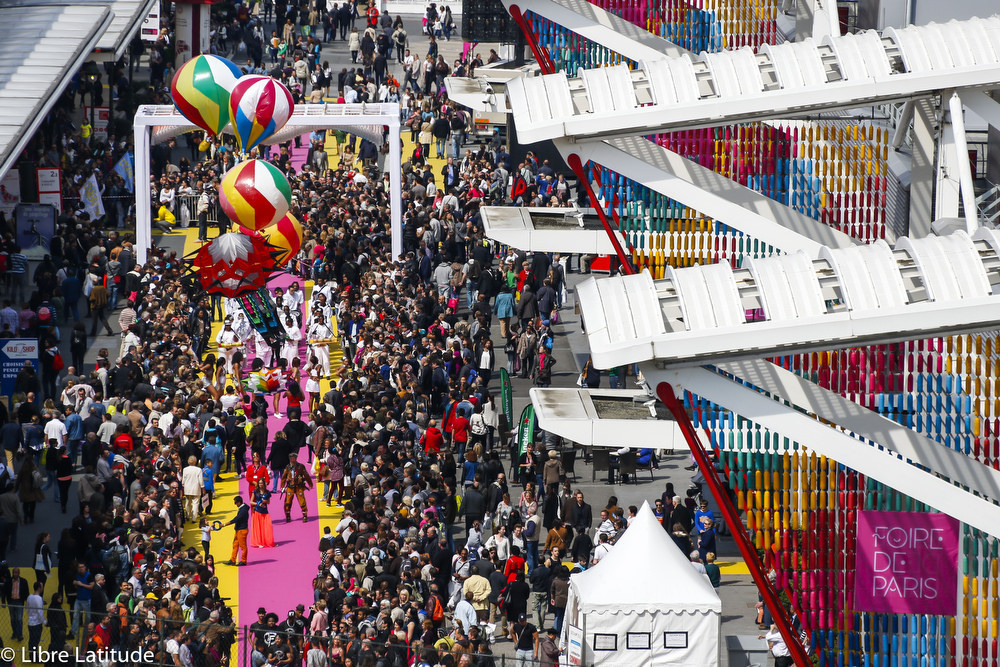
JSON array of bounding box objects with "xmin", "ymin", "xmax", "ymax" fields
[
  {"xmin": 307, "ymin": 314, "xmax": 334, "ymax": 377},
  {"xmin": 253, "ymin": 329, "xmax": 273, "ymax": 367},
  {"xmin": 250, "ymin": 478, "xmax": 276, "ymax": 547},
  {"xmin": 281, "ymin": 316, "xmax": 302, "ymax": 367},
  {"xmin": 216, "ymin": 318, "xmax": 240, "ymax": 375},
  {"xmin": 280, "ymin": 451, "xmax": 313, "ymax": 522},
  {"xmin": 286, "ymin": 281, "xmax": 305, "ymax": 326}
]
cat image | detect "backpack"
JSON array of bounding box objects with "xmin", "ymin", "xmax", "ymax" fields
[
  {"xmin": 430, "ymin": 594, "xmax": 444, "ymax": 621},
  {"xmin": 467, "ymin": 259, "xmax": 481, "ymax": 281},
  {"xmin": 52, "ymin": 352, "xmax": 64, "ymax": 372},
  {"xmin": 497, "ymin": 583, "xmax": 512, "ymax": 612},
  {"xmin": 466, "ymin": 368, "xmax": 478, "ymax": 384}
]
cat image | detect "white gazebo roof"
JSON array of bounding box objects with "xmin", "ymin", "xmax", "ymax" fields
[{"xmin": 572, "ymin": 501, "xmax": 721, "ymax": 614}]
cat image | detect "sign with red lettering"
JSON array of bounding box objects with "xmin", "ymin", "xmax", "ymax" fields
[{"xmin": 854, "ymin": 510, "xmax": 959, "ymax": 615}]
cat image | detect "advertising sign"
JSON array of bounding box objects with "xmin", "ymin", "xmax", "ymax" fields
[
  {"xmin": 84, "ymin": 107, "xmax": 110, "ymax": 143},
  {"xmin": 854, "ymin": 510, "xmax": 960, "ymax": 615},
  {"xmin": 499, "ymin": 367, "xmax": 512, "ymax": 420},
  {"xmin": 15, "ymin": 204, "xmax": 57, "ymax": 253},
  {"xmin": 37, "ymin": 168, "xmax": 62, "ymax": 213},
  {"xmin": 141, "ymin": 0, "xmax": 160, "ymax": 42},
  {"xmin": 1, "ymin": 339, "xmax": 39, "ymax": 398},
  {"xmin": 0, "ymin": 169, "xmax": 20, "ymax": 219},
  {"xmin": 516, "ymin": 404, "xmax": 535, "ymax": 458},
  {"xmin": 566, "ymin": 625, "xmax": 583, "ymax": 666}
]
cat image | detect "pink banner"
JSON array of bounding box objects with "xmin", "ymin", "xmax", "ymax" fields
[{"xmin": 854, "ymin": 511, "xmax": 959, "ymax": 615}]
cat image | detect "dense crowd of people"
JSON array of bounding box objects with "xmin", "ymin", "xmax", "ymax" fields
[{"xmin": 0, "ymin": 2, "xmax": 733, "ymax": 667}]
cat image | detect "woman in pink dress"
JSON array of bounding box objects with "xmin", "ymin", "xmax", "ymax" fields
[{"xmin": 250, "ymin": 478, "xmax": 276, "ymax": 548}]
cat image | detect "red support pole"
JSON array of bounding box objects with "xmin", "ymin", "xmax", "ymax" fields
[
  {"xmin": 566, "ymin": 153, "xmax": 635, "ymax": 275},
  {"xmin": 655, "ymin": 381, "xmax": 812, "ymax": 667},
  {"xmin": 508, "ymin": 4, "xmax": 557, "ymax": 75}
]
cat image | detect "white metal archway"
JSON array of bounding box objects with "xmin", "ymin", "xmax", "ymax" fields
[{"xmin": 132, "ymin": 103, "xmax": 403, "ymax": 264}]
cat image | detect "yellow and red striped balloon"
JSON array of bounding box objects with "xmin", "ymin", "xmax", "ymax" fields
[
  {"xmin": 219, "ymin": 159, "xmax": 292, "ymax": 232},
  {"xmin": 171, "ymin": 55, "xmax": 242, "ymax": 136},
  {"xmin": 241, "ymin": 212, "xmax": 303, "ymax": 267},
  {"xmin": 229, "ymin": 75, "xmax": 295, "ymax": 152},
  {"xmin": 260, "ymin": 213, "xmax": 303, "ymax": 265}
]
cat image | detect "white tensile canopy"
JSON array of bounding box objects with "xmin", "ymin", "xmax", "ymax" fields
[{"xmin": 562, "ymin": 502, "xmax": 721, "ymax": 666}]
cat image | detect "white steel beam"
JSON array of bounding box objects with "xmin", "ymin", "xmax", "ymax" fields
[
  {"xmin": 501, "ymin": 0, "xmax": 690, "ymax": 64},
  {"xmin": 657, "ymin": 364, "xmax": 1000, "ymax": 537},
  {"xmin": 947, "ymin": 91, "xmax": 980, "ymax": 233},
  {"xmin": 717, "ymin": 359, "xmax": 1000, "ymax": 503},
  {"xmin": 562, "ymin": 136, "xmax": 856, "ymax": 256},
  {"xmin": 959, "ymin": 90, "xmax": 1000, "ymax": 131}
]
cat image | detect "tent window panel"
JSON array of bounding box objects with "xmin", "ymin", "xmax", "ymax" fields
[
  {"xmin": 592, "ymin": 634, "xmax": 618, "ymax": 651},
  {"xmin": 663, "ymin": 632, "xmax": 689, "ymax": 649},
  {"xmin": 626, "ymin": 632, "xmax": 651, "ymax": 650}
]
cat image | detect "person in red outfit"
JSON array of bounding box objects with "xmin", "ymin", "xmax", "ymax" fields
[{"xmin": 421, "ymin": 419, "xmax": 444, "ymax": 456}]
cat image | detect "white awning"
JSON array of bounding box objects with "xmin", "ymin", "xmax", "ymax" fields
[
  {"xmin": 529, "ymin": 387, "xmax": 686, "ymax": 451},
  {"xmin": 0, "ymin": 0, "xmax": 114, "ymax": 181},
  {"xmin": 578, "ymin": 227, "xmax": 1000, "ymax": 370},
  {"xmin": 506, "ymin": 15, "xmax": 1000, "ymax": 144},
  {"xmin": 481, "ymin": 206, "xmax": 626, "ymax": 255},
  {"xmin": 93, "ymin": 0, "xmax": 158, "ymax": 59}
]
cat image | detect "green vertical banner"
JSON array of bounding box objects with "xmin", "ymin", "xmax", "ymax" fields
[
  {"xmin": 500, "ymin": 368, "xmax": 513, "ymax": 420},
  {"xmin": 517, "ymin": 404, "xmax": 535, "ymax": 458}
]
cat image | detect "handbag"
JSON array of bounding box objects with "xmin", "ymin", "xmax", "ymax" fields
[{"xmin": 34, "ymin": 552, "xmax": 45, "ymax": 570}]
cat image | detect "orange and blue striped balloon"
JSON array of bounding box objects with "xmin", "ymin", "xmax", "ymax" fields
[
  {"xmin": 229, "ymin": 75, "xmax": 295, "ymax": 152},
  {"xmin": 219, "ymin": 159, "xmax": 292, "ymax": 232},
  {"xmin": 171, "ymin": 55, "xmax": 242, "ymax": 136}
]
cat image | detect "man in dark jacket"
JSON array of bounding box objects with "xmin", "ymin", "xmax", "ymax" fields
[
  {"xmin": 1, "ymin": 565, "xmax": 30, "ymax": 640},
  {"xmin": 460, "ymin": 479, "xmax": 486, "ymax": 532},
  {"xmin": 668, "ymin": 495, "xmax": 694, "ymax": 534},
  {"xmin": 569, "ymin": 491, "xmax": 592, "ymax": 534}
]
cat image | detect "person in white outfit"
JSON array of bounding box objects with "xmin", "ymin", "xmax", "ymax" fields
[
  {"xmin": 215, "ymin": 319, "xmax": 240, "ymax": 375},
  {"xmin": 281, "ymin": 316, "xmax": 302, "ymax": 367},
  {"xmin": 286, "ymin": 281, "xmax": 305, "ymax": 325},
  {"xmin": 253, "ymin": 329, "xmax": 272, "ymax": 368},
  {"xmin": 181, "ymin": 456, "xmax": 204, "ymax": 521},
  {"xmin": 307, "ymin": 315, "xmax": 334, "ymax": 377}
]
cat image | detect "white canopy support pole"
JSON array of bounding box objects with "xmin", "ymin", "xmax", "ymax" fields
[
  {"xmin": 388, "ymin": 119, "xmax": 402, "ymax": 260},
  {"xmin": 891, "ymin": 100, "xmax": 915, "ymax": 151},
  {"xmin": 135, "ymin": 125, "xmax": 152, "ymax": 264},
  {"xmin": 948, "ymin": 91, "xmax": 980, "ymax": 234},
  {"xmin": 935, "ymin": 92, "xmax": 962, "ymax": 221}
]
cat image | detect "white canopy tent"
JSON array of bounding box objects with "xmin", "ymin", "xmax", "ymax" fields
[{"xmin": 562, "ymin": 502, "xmax": 721, "ymax": 666}]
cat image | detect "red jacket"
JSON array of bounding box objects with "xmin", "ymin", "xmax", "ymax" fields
[
  {"xmin": 422, "ymin": 427, "xmax": 443, "ymax": 454},
  {"xmin": 113, "ymin": 432, "xmax": 133, "ymax": 452}
]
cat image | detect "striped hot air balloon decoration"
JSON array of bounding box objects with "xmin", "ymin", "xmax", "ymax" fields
[
  {"xmin": 219, "ymin": 159, "xmax": 292, "ymax": 232},
  {"xmin": 170, "ymin": 54, "xmax": 242, "ymax": 136},
  {"xmin": 229, "ymin": 75, "xmax": 295, "ymax": 152}
]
